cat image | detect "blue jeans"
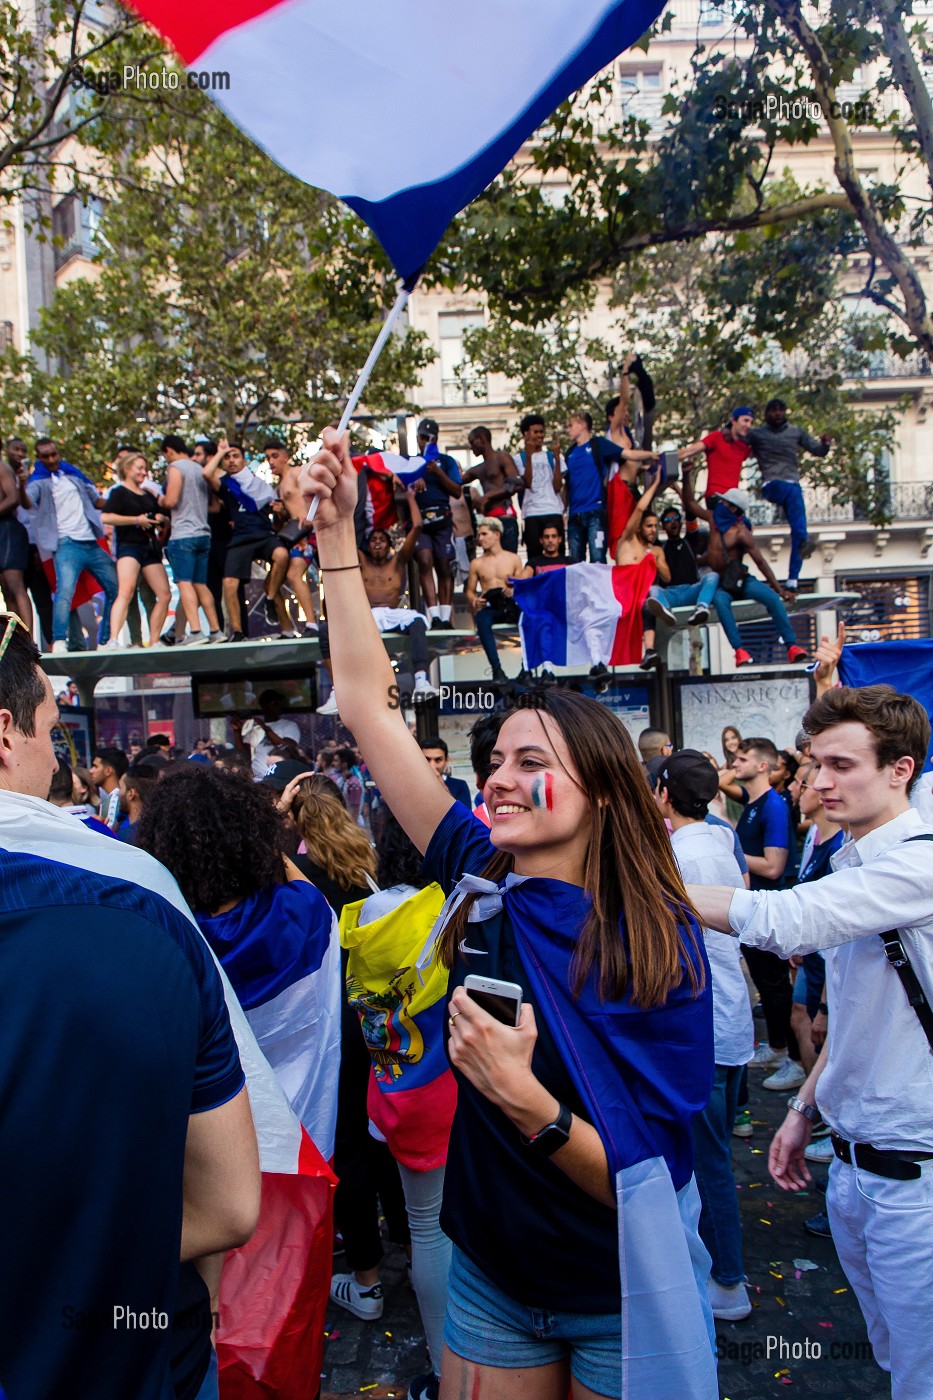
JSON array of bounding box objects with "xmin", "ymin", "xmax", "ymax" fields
[
  {"xmin": 52, "ymin": 538, "xmax": 119, "ymax": 644},
  {"xmin": 692, "ymin": 1064, "xmax": 745, "ymax": 1286},
  {"xmin": 166, "ymin": 533, "xmax": 210, "ymax": 586},
  {"xmin": 713, "ymin": 575, "xmax": 797, "ymax": 652},
  {"xmin": 445, "ymin": 1245, "xmax": 624, "ymax": 1397},
  {"xmin": 762, "ymin": 479, "xmax": 808, "ymax": 582},
  {"xmin": 567, "ymin": 509, "xmax": 607, "ymax": 564},
  {"xmin": 475, "ymin": 604, "xmax": 511, "ymax": 670},
  {"xmin": 649, "ymin": 576, "xmax": 719, "ymax": 612}
]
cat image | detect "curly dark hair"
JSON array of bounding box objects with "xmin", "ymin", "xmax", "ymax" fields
[{"xmin": 136, "ymin": 763, "xmax": 286, "ymax": 912}]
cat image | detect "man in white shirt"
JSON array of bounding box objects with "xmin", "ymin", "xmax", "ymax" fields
[
  {"xmin": 231, "ymin": 689, "xmax": 303, "ymax": 779},
  {"xmin": 690, "ymin": 684, "xmax": 933, "ymax": 1399},
  {"xmin": 654, "ymin": 749, "xmax": 754, "ymax": 1323}
]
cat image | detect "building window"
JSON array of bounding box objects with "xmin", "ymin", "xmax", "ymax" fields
[
  {"xmin": 439, "ymin": 311, "xmax": 487, "ymax": 407},
  {"xmin": 0, "ymin": 321, "xmax": 13, "ymax": 352},
  {"xmin": 619, "ymin": 67, "xmax": 665, "ymax": 131},
  {"xmin": 835, "ymin": 572, "xmax": 933, "ymax": 642},
  {"xmin": 52, "ymin": 194, "xmax": 104, "ymax": 269}
]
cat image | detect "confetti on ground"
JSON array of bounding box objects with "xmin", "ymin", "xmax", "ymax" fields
[
  {"xmin": 775, "ymin": 1370, "xmax": 790, "ymax": 1378},
  {"xmin": 770, "ymin": 1270, "xmax": 783, "ymax": 1279},
  {"xmin": 819, "ymin": 1321, "xmax": 833, "ymax": 1328},
  {"xmin": 833, "ymin": 1287, "xmax": 848, "ymax": 1294},
  {"xmin": 795, "ymin": 1270, "xmax": 801, "ymax": 1280},
  {"xmin": 747, "ymin": 1181, "xmax": 762, "ymax": 1188},
  {"xmin": 384, "ymin": 1332, "xmax": 393, "ymax": 1339},
  {"xmin": 751, "ymin": 1148, "xmax": 764, "ymax": 1154},
  {"xmin": 780, "ymin": 1379, "xmax": 793, "ymax": 1387},
  {"xmin": 776, "ymin": 1296, "xmax": 786, "ymax": 1307},
  {"xmin": 759, "ymin": 1218, "xmax": 772, "ymax": 1225},
  {"xmin": 793, "ymin": 1258, "xmax": 818, "ymax": 1271}
]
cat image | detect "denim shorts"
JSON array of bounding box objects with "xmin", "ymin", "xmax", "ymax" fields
[
  {"xmin": 166, "ymin": 533, "xmax": 210, "ymax": 585},
  {"xmin": 444, "ymin": 1246, "xmax": 622, "ymax": 1397}
]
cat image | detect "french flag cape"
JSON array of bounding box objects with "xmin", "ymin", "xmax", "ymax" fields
[
  {"xmin": 196, "ymin": 880, "xmax": 342, "ymax": 1162},
  {"xmin": 340, "ymin": 884, "xmax": 456, "ymax": 1172},
  {"xmin": 0, "ymin": 793, "xmax": 336, "ymax": 1400},
  {"xmin": 353, "ymin": 451, "xmax": 427, "ymax": 490},
  {"xmin": 514, "ymin": 556, "xmax": 655, "ymax": 669},
  {"xmin": 127, "ymin": 0, "xmax": 666, "ymax": 281},
  {"xmin": 426, "ymin": 803, "xmax": 718, "ymax": 1400},
  {"xmin": 838, "ymin": 638, "xmax": 933, "ymax": 770}
]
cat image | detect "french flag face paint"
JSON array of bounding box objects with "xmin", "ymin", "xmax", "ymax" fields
[{"xmin": 532, "ymin": 774, "xmax": 554, "ymax": 812}]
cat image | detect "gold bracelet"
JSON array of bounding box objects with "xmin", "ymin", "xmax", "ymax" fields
[{"xmin": 320, "ymin": 563, "xmax": 361, "ymax": 572}]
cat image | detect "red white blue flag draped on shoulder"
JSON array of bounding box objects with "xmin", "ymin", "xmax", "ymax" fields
[{"xmin": 126, "ymin": 0, "xmax": 666, "ymax": 282}]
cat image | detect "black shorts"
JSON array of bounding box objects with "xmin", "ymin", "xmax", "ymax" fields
[
  {"xmin": 224, "ymin": 533, "xmax": 287, "ymax": 581},
  {"xmin": 0, "ymin": 515, "xmax": 29, "ymax": 574},
  {"xmin": 415, "ymin": 522, "xmax": 456, "ymax": 564},
  {"xmin": 116, "ymin": 540, "xmax": 164, "ymax": 569}
]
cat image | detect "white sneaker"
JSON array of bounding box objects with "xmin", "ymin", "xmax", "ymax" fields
[
  {"xmin": 707, "ymin": 1279, "xmax": 752, "ymax": 1321},
  {"xmin": 413, "ymin": 675, "xmax": 439, "ymax": 699},
  {"xmin": 749, "ymin": 1042, "xmax": 784, "ymax": 1069},
  {"xmin": 207, "ymin": 630, "xmax": 226, "ymax": 645},
  {"xmin": 51, "ymin": 640, "xmax": 70, "ymax": 654},
  {"xmin": 804, "ymin": 1135, "xmax": 836, "ymax": 1164},
  {"xmin": 762, "ymin": 1058, "xmax": 806, "ymax": 1092},
  {"xmin": 329, "ymin": 1272, "xmax": 383, "ymax": 1321},
  {"xmin": 177, "ymin": 632, "xmax": 210, "ymax": 647},
  {"xmin": 98, "ymin": 639, "xmax": 125, "ymax": 651},
  {"xmin": 316, "ymin": 691, "xmax": 339, "ymax": 716}
]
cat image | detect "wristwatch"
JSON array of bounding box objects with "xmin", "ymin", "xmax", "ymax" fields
[
  {"xmin": 787, "ymin": 1096, "xmax": 820, "ymax": 1125},
  {"xmin": 520, "ymin": 1102, "xmax": 572, "ymax": 1156}
]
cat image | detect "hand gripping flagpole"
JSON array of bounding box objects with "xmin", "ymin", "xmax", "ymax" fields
[{"xmin": 306, "ymin": 281, "xmax": 413, "ymax": 523}]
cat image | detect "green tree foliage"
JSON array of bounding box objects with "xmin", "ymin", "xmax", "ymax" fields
[{"xmin": 438, "ymin": 1, "xmax": 933, "ymax": 359}]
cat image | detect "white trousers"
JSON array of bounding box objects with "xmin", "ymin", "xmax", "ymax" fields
[{"xmin": 827, "ymin": 1156, "xmax": 933, "ymax": 1399}]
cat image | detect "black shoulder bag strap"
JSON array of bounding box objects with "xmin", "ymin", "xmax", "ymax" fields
[{"xmin": 879, "ymin": 833, "xmax": 933, "ymax": 1053}]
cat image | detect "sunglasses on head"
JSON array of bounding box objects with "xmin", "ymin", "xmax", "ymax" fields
[{"xmin": 0, "ymin": 611, "xmax": 30, "ymax": 665}]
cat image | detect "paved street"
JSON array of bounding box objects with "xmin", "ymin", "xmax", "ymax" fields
[{"xmin": 321, "ymin": 1069, "xmax": 886, "ymax": 1400}]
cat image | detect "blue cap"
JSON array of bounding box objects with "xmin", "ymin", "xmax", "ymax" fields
[{"xmin": 731, "ymin": 406, "xmax": 753, "ymax": 420}]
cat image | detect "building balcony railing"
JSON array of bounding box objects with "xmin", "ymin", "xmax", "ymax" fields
[
  {"xmin": 748, "ymin": 481, "xmax": 933, "ymax": 527},
  {"xmin": 441, "ymin": 376, "xmax": 489, "ymax": 407}
]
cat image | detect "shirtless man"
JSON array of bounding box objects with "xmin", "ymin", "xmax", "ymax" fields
[
  {"xmin": 0, "ymin": 437, "xmax": 33, "ymax": 629},
  {"xmin": 467, "ymin": 517, "xmax": 524, "ymax": 685},
  {"xmin": 316, "ymin": 489, "xmax": 437, "ymax": 716},
  {"xmin": 264, "ymin": 441, "xmax": 319, "ymax": 634},
  {"xmin": 463, "ymin": 426, "xmax": 522, "ymax": 553}
]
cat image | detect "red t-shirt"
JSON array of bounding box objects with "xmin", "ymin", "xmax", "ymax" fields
[{"xmin": 702, "ymin": 431, "xmax": 750, "ymax": 498}]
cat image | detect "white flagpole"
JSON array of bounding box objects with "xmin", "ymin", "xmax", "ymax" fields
[{"xmin": 306, "ymin": 282, "xmax": 413, "ymax": 523}]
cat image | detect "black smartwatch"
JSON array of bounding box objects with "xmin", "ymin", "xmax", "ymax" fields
[{"xmin": 520, "ymin": 1102, "xmax": 572, "ymax": 1156}]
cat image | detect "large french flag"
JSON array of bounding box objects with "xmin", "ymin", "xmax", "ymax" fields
[
  {"xmin": 127, "ymin": 0, "xmax": 666, "ymax": 281},
  {"xmin": 514, "ymin": 556, "xmax": 656, "ymax": 669},
  {"xmin": 0, "ymin": 793, "xmax": 336, "ymax": 1400},
  {"xmin": 353, "ymin": 450, "xmax": 427, "ymax": 490}
]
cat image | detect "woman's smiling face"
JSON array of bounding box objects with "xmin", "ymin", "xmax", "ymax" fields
[{"xmin": 484, "ymin": 709, "xmax": 591, "ymax": 879}]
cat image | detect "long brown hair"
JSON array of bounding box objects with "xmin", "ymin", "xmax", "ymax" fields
[
  {"xmin": 294, "ymin": 775, "xmax": 377, "ymax": 889},
  {"xmin": 442, "ymin": 690, "xmax": 703, "ymax": 1009}
]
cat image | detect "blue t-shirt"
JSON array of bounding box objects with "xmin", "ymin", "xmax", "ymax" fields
[
  {"xmin": 219, "ymin": 475, "xmax": 275, "ymax": 540},
  {"xmin": 419, "ymin": 452, "xmax": 462, "ymax": 516},
  {"xmin": 0, "ymin": 851, "xmax": 244, "ymax": 1400},
  {"xmin": 735, "ymin": 787, "xmax": 791, "ymax": 890},
  {"xmin": 565, "ymin": 435, "xmax": 622, "ymax": 515}
]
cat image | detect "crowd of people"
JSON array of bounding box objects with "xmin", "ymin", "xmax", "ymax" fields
[
  {"xmin": 4, "ymin": 413, "xmax": 929, "ymax": 1400},
  {"xmin": 0, "ymin": 380, "xmax": 833, "ymax": 682}
]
